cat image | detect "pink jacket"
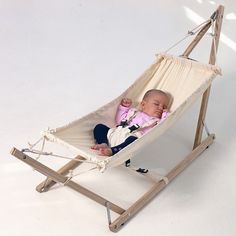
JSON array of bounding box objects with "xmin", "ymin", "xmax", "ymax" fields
[{"xmin": 115, "ymin": 105, "xmax": 168, "ymax": 135}]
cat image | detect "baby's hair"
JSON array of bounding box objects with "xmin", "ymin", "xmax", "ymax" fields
[
  {"xmin": 143, "ymin": 89, "xmax": 167, "ymax": 100},
  {"xmin": 142, "ymin": 89, "xmax": 172, "ymax": 108}
]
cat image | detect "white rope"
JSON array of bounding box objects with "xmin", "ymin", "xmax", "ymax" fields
[
  {"xmin": 71, "ymin": 166, "xmax": 97, "ymax": 177},
  {"xmin": 24, "ymin": 135, "xmax": 101, "ymax": 185},
  {"xmin": 26, "ymin": 135, "xmax": 98, "ymax": 164},
  {"xmin": 36, "ymin": 137, "xmax": 46, "ymax": 160},
  {"xmin": 24, "ymin": 135, "xmax": 101, "ymax": 178},
  {"xmin": 27, "ymin": 136, "xmax": 46, "ymax": 160},
  {"xmin": 164, "ymin": 34, "xmax": 192, "ymax": 53},
  {"xmin": 63, "ymin": 166, "xmax": 98, "ymax": 185},
  {"xmin": 22, "ymin": 148, "xmax": 97, "ymax": 165},
  {"xmin": 28, "ymin": 137, "xmax": 44, "ymax": 150},
  {"xmin": 62, "ymin": 170, "xmax": 74, "ymax": 185},
  {"xmin": 164, "ymin": 19, "xmax": 211, "ymax": 53},
  {"xmin": 202, "ymin": 119, "xmax": 210, "ymax": 136}
]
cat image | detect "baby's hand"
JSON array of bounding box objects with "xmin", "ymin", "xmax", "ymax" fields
[
  {"xmin": 161, "ymin": 109, "xmax": 169, "ymax": 119},
  {"xmin": 121, "ymin": 98, "xmax": 132, "ymax": 107}
]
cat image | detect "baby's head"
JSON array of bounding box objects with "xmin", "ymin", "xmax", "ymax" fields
[{"xmin": 140, "ymin": 89, "xmax": 170, "ymax": 118}]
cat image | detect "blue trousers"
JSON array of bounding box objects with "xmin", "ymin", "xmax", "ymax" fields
[{"xmin": 93, "ymin": 124, "xmax": 137, "ymax": 155}]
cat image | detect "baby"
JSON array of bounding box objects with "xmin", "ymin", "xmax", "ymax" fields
[{"xmin": 91, "ymin": 89, "xmax": 170, "ymax": 156}]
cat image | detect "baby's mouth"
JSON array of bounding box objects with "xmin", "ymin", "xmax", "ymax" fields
[{"xmin": 155, "ymin": 110, "xmax": 162, "ymax": 117}]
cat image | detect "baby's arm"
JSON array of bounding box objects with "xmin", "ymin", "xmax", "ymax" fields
[
  {"xmin": 115, "ymin": 98, "xmax": 132, "ymax": 124},
  {"xmin": 120, "ymin": 98, "xmax": 132, "ymax": 107}
]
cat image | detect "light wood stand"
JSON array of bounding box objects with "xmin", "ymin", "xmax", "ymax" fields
[{"xmin": 10, "ymin": 5, "xmax": 224, "ymax": 233}]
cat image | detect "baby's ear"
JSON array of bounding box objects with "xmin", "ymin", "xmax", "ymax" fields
[{"xmin": 139, "ymin": 100, "xmax": 145, "ymax": 111}]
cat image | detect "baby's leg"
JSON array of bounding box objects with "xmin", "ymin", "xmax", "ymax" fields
[
  {"xmin": 99, "ymin": 136, "xmax": 137, "ymax": 156},
  {"xmin": 91, "ymin": 124, "xmax": 110, "ymax": 150},
  {"xmin": 111, "ymin": 136, "xmax": 137, "ymax": 154}
]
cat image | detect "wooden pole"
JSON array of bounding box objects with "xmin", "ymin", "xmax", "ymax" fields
[{"xmin": 193, "ymin": 5, "xmax": 224, "ymax": 149}]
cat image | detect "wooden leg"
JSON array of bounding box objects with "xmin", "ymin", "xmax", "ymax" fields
[{"xmin": 109, "ymin": 134, "xmax": 215, "ymax": 232}]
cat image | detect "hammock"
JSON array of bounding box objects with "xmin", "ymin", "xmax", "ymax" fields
[
  {"xmin": 11, "ymin": 5, "xmax": 224, "ymax": 232},
  {"xmin": 42, "ymin": 53, "xmax": 220, "ymax": 171}
]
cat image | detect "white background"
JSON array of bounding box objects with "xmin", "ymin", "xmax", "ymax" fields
[{"xmin": 1, "ymin": 0, "xmax": 236, "ymax": 235}]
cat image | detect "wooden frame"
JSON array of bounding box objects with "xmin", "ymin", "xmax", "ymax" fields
[{"xmin": 10, "ymin": 6, "xmax": 224, "ymax": 233}]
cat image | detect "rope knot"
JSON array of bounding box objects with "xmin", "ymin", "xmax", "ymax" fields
[{"xmin": 188, "ymin": 30, "xmax": 195, "ymax": 35}]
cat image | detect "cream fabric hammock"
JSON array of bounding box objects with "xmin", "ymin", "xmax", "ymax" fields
[
  {"xmin": 10, "ymin": 6, "xmax": 224, "ymax": 232},
  {"xmin": 42, "ymin": 53, "xmax": 221, "ymax": 172}
]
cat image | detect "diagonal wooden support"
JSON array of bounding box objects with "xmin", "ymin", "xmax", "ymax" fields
[
  {"xmin": 109, "ymin": 134, "xmax": 215, "ymax": 232},
  {"xmin": 36, "ymin": 155, "xmax": 85, "ymax": 192},
  {"xmin": 10, "ymin": 148, "xmax": 125, "ymax": 215},
  {"xmin": 193, "ymin": 5, "xmax": 224, "ymax": 149},
  {"xmin": 181, "ymin": 20, "xmax": 212, "ymax": 58}
]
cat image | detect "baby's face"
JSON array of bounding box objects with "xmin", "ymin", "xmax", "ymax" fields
[{"xmin": 140, "ymin": 93, "xmax": 169, "ymax": 118}]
